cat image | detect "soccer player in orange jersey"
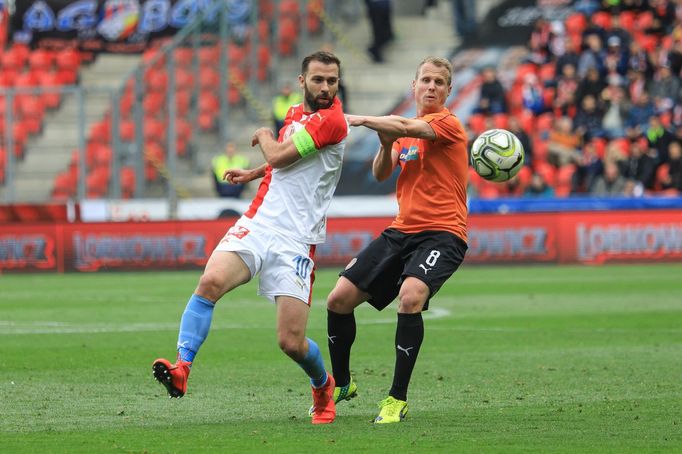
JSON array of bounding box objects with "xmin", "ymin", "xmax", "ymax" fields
[{"xmin": 327, "ymin": 56, "xmax": 469, "ymax": 423}]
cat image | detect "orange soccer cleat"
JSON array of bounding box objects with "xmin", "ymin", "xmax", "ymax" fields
[
  {"xmin": 310, "ymin": 373, "xmax": 336, "ymax": 424},
  {"xmin": 152, "ymin": 358, "xmax": 191, "ymax": 398}
]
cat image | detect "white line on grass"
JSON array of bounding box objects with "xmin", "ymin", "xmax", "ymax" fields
[{"xmin": 0, "ymin": 307, "xmax": 452, "ymax": 335}]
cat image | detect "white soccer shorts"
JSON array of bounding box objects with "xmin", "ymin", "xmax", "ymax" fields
[{"xmin": 214, "ymin": 218, "xmax": 316, "ymax": 304}]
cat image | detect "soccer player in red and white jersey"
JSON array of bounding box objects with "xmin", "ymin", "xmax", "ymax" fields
[
  {"xmin": 326, "ymin": 56, "xmax": 469, "ymax": 423},
  {"xmin": 152, "ymin": 51, "xmax": 348, "ymax": 425}
]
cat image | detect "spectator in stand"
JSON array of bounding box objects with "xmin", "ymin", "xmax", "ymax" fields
[
  {"xmin": 521, "ymin": 73, "xmax": 548, "ymax": 115},
  {"xmin": 601, "ymin": 83, "xmax": 630, "ymax": 139},
  {"xmin": 660, "ymin": 141, "xmax": 682, "ymax": 192},
  {"xmin": 576, "ymin": 67, "xmax": 606, "ymax": 107},
  {"xmin": 548, "ymin": 116, "xmax": 582, "ymax": 167},
  {"xmin": 627, "ymin": 41, "xmax": 654, "ymax": 79},
  {"xmin": 364, "ymin": 0, "xmax": 395, "ymax": 63},
  {"xmin": 604, "ymin": 36, "xmax": 630, "ymax": 81},
  {"xmin": 524, "ymin": 172, "xmax": 555, "ymax": 197},
  {"xmin": 578, "ymin": 33, "xmax": 606, "ymax": 79},
  {"xmin": 272, "ymin": 82, "xmax": 303, "ymax": 135},
  {"xmin": 451, "ymin": 0, "xmax": 478, "ymax": 41},
  {"xmin": 667, "ymin": 39, "xmax": 682, "ymax": 78},
  {"xmin": 626, "ymin": 69, "xmax": 649, "ymax": 104},
  {"xmin": 555, "ymin": 35, "xmax": 581, "ymax": 78},
  {"xmin": 572, "ymin": 140, "xmax": 604, "ymax": 193},
  {"xmin": 645, "ymin": 114, "xmax": 675, "ymax": 164},
  {"xmin": 619, "ymin": 137, "xmax": 657, "ymax": 190},
  {"xmin": 573, "ymin": 94, "xmax": 605, "ymax": 141},
  {"xmin": 527, "ymin": 18, "xmax": 553, "ymax": 65},
  {"xmin": 211, "ymin": 142, "xmax": 250, "ymax": 198},
  {"xmin": 649, "ymin": 63, "xmax": 680, "ymax": 113},
  {"xmin": 605, "ymin": 14, "xmax": 633, "ymax": 50},
  {"xmin": 649, "ymin": 0, "xmax": 676, "ymax": 35},
  {"xmin": 626, "ymin": 91, "xmax": 656, "ymax": 136},
  {"xmin": 507, "ymin": 116, "xmax": 533, "ymax": 167},
  {"xmin": 475, "ymin": 66, "xmax": 507, "ymax": 114},
  {"xmin": 591, "ymin": 160, "xmax": 628, "ymax": 196},
  {"xmin": 554, "ymin": 63, "xmax": 580, "ymax": 117}
]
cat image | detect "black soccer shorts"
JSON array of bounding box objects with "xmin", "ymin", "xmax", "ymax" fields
[{"xmin": 340, "ymin": 228, "xmax": 468, "ymax": 311}]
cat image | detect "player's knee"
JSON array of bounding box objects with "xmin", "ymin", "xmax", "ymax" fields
[
  {"xmin": 327, "ymin": 279, "xmax": 363, "ymax": 314},
  {"xmin": 195, "ymin": 271, "xmax": 226, "ymax": 301},
  {"xmin": 277, "ymin": 335, "xmax": 305, "ymax": 360},
  {"xmin": 397, "ymin": 284, "xmax": 428, "ymax": 313},
  {"xmin": 327, "ymin": 289, "xmax": 353, "ymax": 314}
]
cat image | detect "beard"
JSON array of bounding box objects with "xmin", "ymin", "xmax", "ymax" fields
[{"xmin": 304, "ymin": 84, "xmax": 334, "ymax": 111}]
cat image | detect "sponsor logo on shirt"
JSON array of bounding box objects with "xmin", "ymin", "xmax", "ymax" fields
[{"xmin": 399, "ymin": 146, "xmax": 420, "ymax": 162}]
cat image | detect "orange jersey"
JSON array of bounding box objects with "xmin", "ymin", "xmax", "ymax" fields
[{"xmin": 389, "ymin": 108, "xmax": 468, "ymax": 242}]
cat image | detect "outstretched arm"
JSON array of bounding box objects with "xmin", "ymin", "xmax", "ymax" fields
[{"xmin": 346, "ymin": 114, "xmax": 437, "ymax": 141}]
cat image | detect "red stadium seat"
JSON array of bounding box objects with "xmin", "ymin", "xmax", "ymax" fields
[
  {"xmin": 555, "ymin": 164, "xmax": 576, "ymax": 197},
  {"xmin": 55, "ymin": 48, "xmax": 81, "ymax": 72},
  {"xmin": 143, "ymin": 91, "xmax": 165, "ymax": 115},
  {"xmin": 619, "ymin": 10, "xmax": 636, "ymax": 32},
  {"xmin": 199, "ymin": 45, "xmax": 220, "ymax": 66},
  {"xmin": 175, "ymin": 89, "xmax": 191, "ymax": 116},
  {"xmin": 120, "ymin": 166, "xmax": 136, "ymax": 199},
  {"xmin": 86, "ymin": 166, "xmax": 110, "ymax": 198},
  {"xmin": 539, "ymin": 63, "xmax": 555, "ymax": 82},
  {"xmin": 28, "ymin": 49, "xmax": 54, "ymax": 72},
  {"xmin": 591, "ymin": 11, "xmax": 611, "ymax": 30},
  {"xmin": 199, "ymin": 67, "xmax": 220, "ymax": 90},
  {"xmin": 564, "ymin": 13, "xmax": 587, "ymax": 36},
  {"xmin": 534, "ymin": 160, "xmax": 556, "ymax": 187},
  {"xmin": 120, "ymin": 119, "xmax": 136, "ymax": 142},
  {"xmin": 0, "ymin": 147, "xmax": 5, "ymax": 183},
  {"xmin": 144, "ymin": 117, "xmax": 165, "ymax": 141},
  {"xmin": 493, "ymin": 113, "xmax": 509, "ymax": 130},
  {"xmin": 174, "ymin": 47, "xmax": 194, "ymax": 67},
  {"xmin": 468, "ymin": 113, "xmax": 486, "ymax": 135}
]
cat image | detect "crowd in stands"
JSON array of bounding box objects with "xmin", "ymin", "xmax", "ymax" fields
[{"xmin": 468, "ymin": 0, "xmax": 682, "ymax": 199}]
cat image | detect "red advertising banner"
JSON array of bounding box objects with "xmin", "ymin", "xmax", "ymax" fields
[{"xmin": 1, "ymin": 210, "xmax": 681, "ymax": 272}]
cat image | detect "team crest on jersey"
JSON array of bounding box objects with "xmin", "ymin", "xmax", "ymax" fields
[
  {"xmin": 399, "ymin": 146, "xmax": 420, "ymax": 162},
  {"xmin": 220, "ymin": 225, "xmax": 250, "ymax": 244}
]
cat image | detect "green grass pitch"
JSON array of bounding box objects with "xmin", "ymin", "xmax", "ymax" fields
[{"xmin": 1, "ymin": 263, "xmax": 681, "ymax": 453}]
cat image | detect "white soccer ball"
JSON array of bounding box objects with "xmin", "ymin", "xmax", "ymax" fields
[{"xmin": 470, "ymin": 128, "xmax": 525, "ymax": 182}]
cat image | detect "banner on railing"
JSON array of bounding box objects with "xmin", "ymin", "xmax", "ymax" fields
[
  {"xmin": 11, "ymin": 0, "xmax": 250, "ymax": 53},
  {"xmin": 2, "ymin": 210, "xmax": 682, "ymax": 272}
]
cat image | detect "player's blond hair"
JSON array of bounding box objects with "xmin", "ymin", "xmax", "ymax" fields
[{"xmin": 415, "ymin": 56, "xmax": 453, "ymax": 86}]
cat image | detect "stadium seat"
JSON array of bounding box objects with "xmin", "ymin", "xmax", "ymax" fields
[
  {"xmin": 0, "ymin": 147, "xmax": 5, "ymax": 183},
  {"xmin": 174, "ymin": 47, "xmax": 194, "ymax": 68},
  {"xmin": 120, "ymin": 166, "xmax": 136, "ymax": 199},
  {"xmin": 468, "ymin": 113, "xmax": 486, "ymax": 135},
  {"xmin": 143, "ymin": 91, "xmax": 165, "ymax": 115},
  {"xmin": 28, "ymin": 49, "xmax": 54, "ymax": 72},
  {"xmin": 591, "ymin": 11, "xmax": 611, "ymax": 30},
  {"xmin": 619, "ymin": 10, "xmax": 636, "ymax": 32},
  {"xmin": 199, "ymin": 45, "xmax": 220, "ymax": 66},
  {"xmin": 86, "ymin": 165, "xmax": 111, "ymax": 198},
  {"xmin": 175, "ymin": 68, "xmax": 194, "ymax": 91},
  {"xmin": 554, "ymin": 164, "xmax": 576, "ymax": 197},
  {"xmin": 120, "ymin": 119, "xmax": 136, "ymax": 142},
  {"xmin": 515, "ymin": 63, "xmax": 538, "ymax": 84},
  {"xmin": 175, "ymin": 89, "xmax": 191, "ymax": 117},
  {"xmin": 532, "ymin": 138, "xmax": 549, "ymax": 163},
  {"xmin": 199, "ymin": 67, "xmax": 220, "ymax": 90},
  {"xmin": 38, "ymin": 71, "xmax": 63, "ymax": 109},
  {"xmin": 55, "ymin": 48, "xmax": 81, "ymax": 73},
  {"xmin": 635, "ymin": 10, "xmax": 654, "ymax": 32},
  {"xmin": 539, "ymin": 63, "xmax": 555, "ymax": 82},
  {"xmin": 493, "ymin": 113, "xmax": 509, "ymax": 130},
  {"xmin": 144, "ymin": 117, "xmax": 165, "ymax": 141},
  {"xmin": 278, "ymin": 17, "xmax": 299, "ymax": 56},
  {"xmin": 534, "ymin": 160, "xmax": 556, "ymax": 187},
  {"xmin": 564, "ymin": 13, "xmax": 587, "ymax": 36},
  {"xmin": 90, "ymin": 117, "xmax": 112, "ymax": 143}
]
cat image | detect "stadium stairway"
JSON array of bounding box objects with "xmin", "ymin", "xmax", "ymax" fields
[{"xmin": 8, "ymin": 54, "xmax": 140, "ymax": 202}]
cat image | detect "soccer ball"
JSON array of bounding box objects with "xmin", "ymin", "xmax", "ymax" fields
[{"xmin": 470, "ymin": 128, "xmax": 525, "ymax": 182}]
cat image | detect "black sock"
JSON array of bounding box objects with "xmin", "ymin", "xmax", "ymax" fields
[
  {"xmin": 389, "ymin": 312, "xmax": 424, "ymax": 401},
  {"xmin": 327, "ymin": 309, "xmax": 356, "ymax": 386}
]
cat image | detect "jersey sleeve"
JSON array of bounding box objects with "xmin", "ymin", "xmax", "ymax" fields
[
  {"xmin": 421, "ymin": 111, "xmax": 464, "ymax": 145},
  {"xmin": 304, "ymin": 103, "xmax": 348, "ymax": 150}
]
